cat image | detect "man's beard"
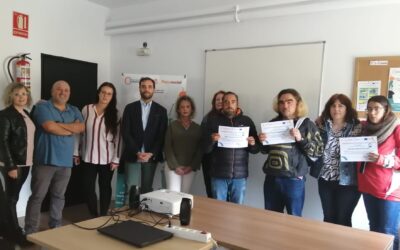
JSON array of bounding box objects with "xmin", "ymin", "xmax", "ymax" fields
[
  {"xmin": 140, "ymin": 92, "xmax": 153, "ymax": 100},
  {"xmin": 223, "ymin": 109, "xmax": 235, "ymax": 118}
]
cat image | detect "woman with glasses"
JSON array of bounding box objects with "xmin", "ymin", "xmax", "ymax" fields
[
  {"xmin": 75, "ymin": 82, "xmax": 121, "ymax": 217},
  {"xmin": 0, "ymin": 83, "xmax": 35, "ymax": 245},
  {"xmin": 358, "ymin": 95, "xmax": 400, "ymax": 250},
  {"xmin": 311, "ymin": 94, "xmax": 361, "ymax": 227}
]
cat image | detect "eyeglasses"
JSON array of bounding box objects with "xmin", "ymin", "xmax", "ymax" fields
[{"xmin": 366, "ymin": 107, "xmax": 384, "ymax": 112}]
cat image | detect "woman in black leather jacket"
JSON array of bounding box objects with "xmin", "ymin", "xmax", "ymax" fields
[{"xmin": 0, "ymin": 83, "xmax": 35, "ymax": 245}]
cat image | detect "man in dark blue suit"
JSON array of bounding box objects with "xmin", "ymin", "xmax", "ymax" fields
[{"xmin": 121, "ymin": 77, "xmax": 168, "ymax": 196}]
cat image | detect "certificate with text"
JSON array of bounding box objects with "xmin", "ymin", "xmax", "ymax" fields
[
  {"xmin": 261, "ymin": 120, "xmax": 295, "ymax": 145},
  {"xmin": 339, "ymin": 136, "xmax": 378, "ymax": 162},
  {"xmin": 218, "ymin": 126, "xmax": 249, "ymax": 148}
]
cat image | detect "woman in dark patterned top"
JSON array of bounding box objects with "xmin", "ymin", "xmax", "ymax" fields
[{"xmin": 311, "ymin": 94, "xmax": 361, "ymax": 226}]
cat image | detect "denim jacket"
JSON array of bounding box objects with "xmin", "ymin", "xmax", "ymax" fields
[{"xmin": 310, "ymin": 119, "xmax": 361, "ymax": 186}]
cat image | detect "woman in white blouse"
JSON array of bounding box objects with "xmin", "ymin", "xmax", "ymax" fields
[{"xmin": 75, "ymin": 82, "xmax": 120, "ymax": 217}]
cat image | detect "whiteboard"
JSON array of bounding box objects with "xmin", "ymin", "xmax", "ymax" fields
[{"xmin": 204, "ymin": 41, "xmax": 325, "ymax": 220}]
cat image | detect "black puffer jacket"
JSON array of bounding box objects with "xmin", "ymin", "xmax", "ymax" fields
[
  {"xmin": 0, "ymin": 106, "xmax": 30, "ymax": 171},
  {"xmin": 203, "ymin": 110, "xmax": 259, "ymax": 179}
]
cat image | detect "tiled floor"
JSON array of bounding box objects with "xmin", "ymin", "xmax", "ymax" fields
[{"xmin": 1, "ymin": 203, "xmax": 92, "ymax": 250}]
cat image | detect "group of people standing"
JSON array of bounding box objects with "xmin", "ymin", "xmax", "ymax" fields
[
  {"xmin": 313, "ymin": 93, "xmax": 400, "ymax": 250},
  {"xmin": 0, "ymin": 78, "xmax": 399, "ymax": 249},
  {"xmin": 197, "ymin": 88, "xmax": 400, "ymax": 250},
  {"xmin": 0, "ymin": 81, "xmax": 84, "ymax": 247}
]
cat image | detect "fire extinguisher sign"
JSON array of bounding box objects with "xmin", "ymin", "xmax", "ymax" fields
[{"xmin": 13, "ymin": 11, "xmax": 29, "ymax": 38}]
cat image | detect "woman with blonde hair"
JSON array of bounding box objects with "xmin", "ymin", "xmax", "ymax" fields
[
  {"xmin": 259, "ymin": 88, "xmax": 324, "ymax": 216},
  {"xmin": 164, "ymin": 95, "xmax": 202, "ymax": 193},
  {"xmin": 0, "ymin": 83, "xmax": 35, "ymax": 245}
]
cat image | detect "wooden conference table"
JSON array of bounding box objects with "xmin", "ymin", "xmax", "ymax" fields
[
  {"xmin": 27, "ymin": 213, "xmax": 212, "ymax": 250},
  {"xmin": 29, "ymin": 195, "xmax": 393, "ymax": 250}
]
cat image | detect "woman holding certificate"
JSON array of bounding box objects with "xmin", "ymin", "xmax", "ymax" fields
[
  {"xmin": 311, "ymin": 94, "xmax": 362, "ymax": 227},
  {"xmin": 164, "ymin": 95, "xmax": 202, "ymax": 193},
  {"xmin": 358, "ymin": 95, "xmax": 400, "ymax": 250},
  {"xmin": 259, "ymin": 88, "xmax": 324, "ymax": 216}
]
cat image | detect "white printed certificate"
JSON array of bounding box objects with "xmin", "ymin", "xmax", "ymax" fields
[
  {"xmin": 261, "ymin": 120, "xmax": 295, "ymax": 145},
  {"xmin": 339, "ymin": 136, "xmax": 378, "ymax": 162},
  {"xmin": 218, "ymin": 126, "xmax": 249, "ymax": 148}
]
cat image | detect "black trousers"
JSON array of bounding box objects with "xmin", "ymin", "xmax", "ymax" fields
[
  {"xmin": 83, "ymin": 162, "xmax": 114, "ymax": 217},
  {"xmin": 0, "ymin": 176, "xmax": 6, "ymax": 235},
  {"xmin": 201, "ymin": 154, "xmax": 213, "ymax": 198},
  {"xmin": 0, "ymin": 167, "xmax": 30, "ymax": 233},
  {"xmin": 318, "ymin": 178, "xmax": 361, "ymax": 227}
]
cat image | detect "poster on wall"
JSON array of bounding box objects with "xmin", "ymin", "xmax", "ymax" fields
[
  {"xmin": 356, "ymin": 80, "xmax": 381, "ymax": 111},
  {"xmin": 120, "ymin": 73, "xmax": 187, "ymax": 121},
  {"xmin": 388, "ymin": 68, "xmax": 400, "ymax": 112}
]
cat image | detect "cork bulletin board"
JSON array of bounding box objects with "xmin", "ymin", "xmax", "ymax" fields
[{"xmin": 352, "ymin": 56, "xmax": 400, "ymax": 119}]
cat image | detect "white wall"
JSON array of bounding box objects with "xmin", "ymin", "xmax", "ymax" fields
[
  {"xmin": 0, "ymin": 0, "xmax": 111, "ymax": 216},
  {"xmin": 109, "ymin": 3, "xmax": 400, "ymax": 230}
]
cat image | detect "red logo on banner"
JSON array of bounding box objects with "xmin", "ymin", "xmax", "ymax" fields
[{"xmin": 13, "ymin": 11, "xmax": 29, "ymax": 38}]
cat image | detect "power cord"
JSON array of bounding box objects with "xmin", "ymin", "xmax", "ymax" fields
[
  {"xmin": 71, "ymin": 207, "xmax": 130, "ymax": 230},
  {"xmin": 72, "ymin": 198, "xmax": 177, "ymax": 231}
]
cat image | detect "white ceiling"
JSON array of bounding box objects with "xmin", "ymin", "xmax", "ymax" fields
[
  {"xmin": 88, "ymin": 0, "xmax": 277, "ymax": 9},
  {"xmin": 88, "ymin": 0, "xmax": 400, "ymax": 10},
  {"xmin": 87, "ymin": 0, "xmax": 153, "ymax": 8},
  {"xmin": 90, "ymin": 0, "xmax": 400, "ymax": 34}
]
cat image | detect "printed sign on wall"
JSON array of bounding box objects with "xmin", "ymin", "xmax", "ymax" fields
[{"xmin": 13, "ymin": 11, "xmax": 29, "ymax": 38}]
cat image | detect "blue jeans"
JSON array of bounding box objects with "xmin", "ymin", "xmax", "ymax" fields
[
  {"xmin": 211, "ymin": 177, "xmax": 246, "ymax": 204},
  {"xmin": 264, "ymin": 175, "xmax": 305, "ymax": 216},
  {"xmin": 318, "ymin": 179, "xmax": 361, "ymax": 227},
  {"xmin": 363, "ymin": 193, "xmax": 400, "ymax": 250}
]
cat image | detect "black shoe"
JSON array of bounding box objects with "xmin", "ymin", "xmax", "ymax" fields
[
  {"xmin": 2, "ymin": 228, "xmax": 16, "ymax": 243},
  {"xmin": 16, "ymin": 233, "xmax": 34, "ymax": 247},
  {"xmin": 0, "ymin": 238, "xmax": 14, "ymax": 250}
]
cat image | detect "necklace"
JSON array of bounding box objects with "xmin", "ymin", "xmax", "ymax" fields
[
  {"xmin": 180, "ymin": 119, "xmax": 191, "ymax": 129},
  {"xmin": 331, "ymin": 122, "xmax": 345, "ymax": 133}
]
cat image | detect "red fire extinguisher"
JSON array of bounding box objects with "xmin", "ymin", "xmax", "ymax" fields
[{"xmin": 7, "ymin": 53, "xmax": 32, "ymax": 89}]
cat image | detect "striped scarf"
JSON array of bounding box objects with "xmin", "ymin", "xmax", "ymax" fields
[{"xmin": 363, "ymin": 112, "xmax": 400, "ymax": 144}]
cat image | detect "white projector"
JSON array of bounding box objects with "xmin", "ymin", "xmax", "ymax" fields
[{"xmin": 140, "ymin": 189, "xmax": 193, "ymax": 215}]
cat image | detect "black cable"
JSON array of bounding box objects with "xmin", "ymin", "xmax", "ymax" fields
[
  {"xmin": 72, "ymin": 198, "xmax": 177, "ymax": 231},
  {"xmin": 71, "ymin": 207, "xmax": 130, "ymax": 230},
  {"xmin": 152, "ymin": 216, "xmax": 168, "ymax": 227},
  {"xmin": 72, "ymin": 215, "xmax": 116, "ymax": 230}
]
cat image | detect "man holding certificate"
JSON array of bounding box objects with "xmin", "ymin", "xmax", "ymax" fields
[
  {"xmin": 259, "ymin": 89, "xmax": 324, "ymax": 216},
  {"xmin": 203, "ymin": 92, "xmax": 259, "ymax": 204}
]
